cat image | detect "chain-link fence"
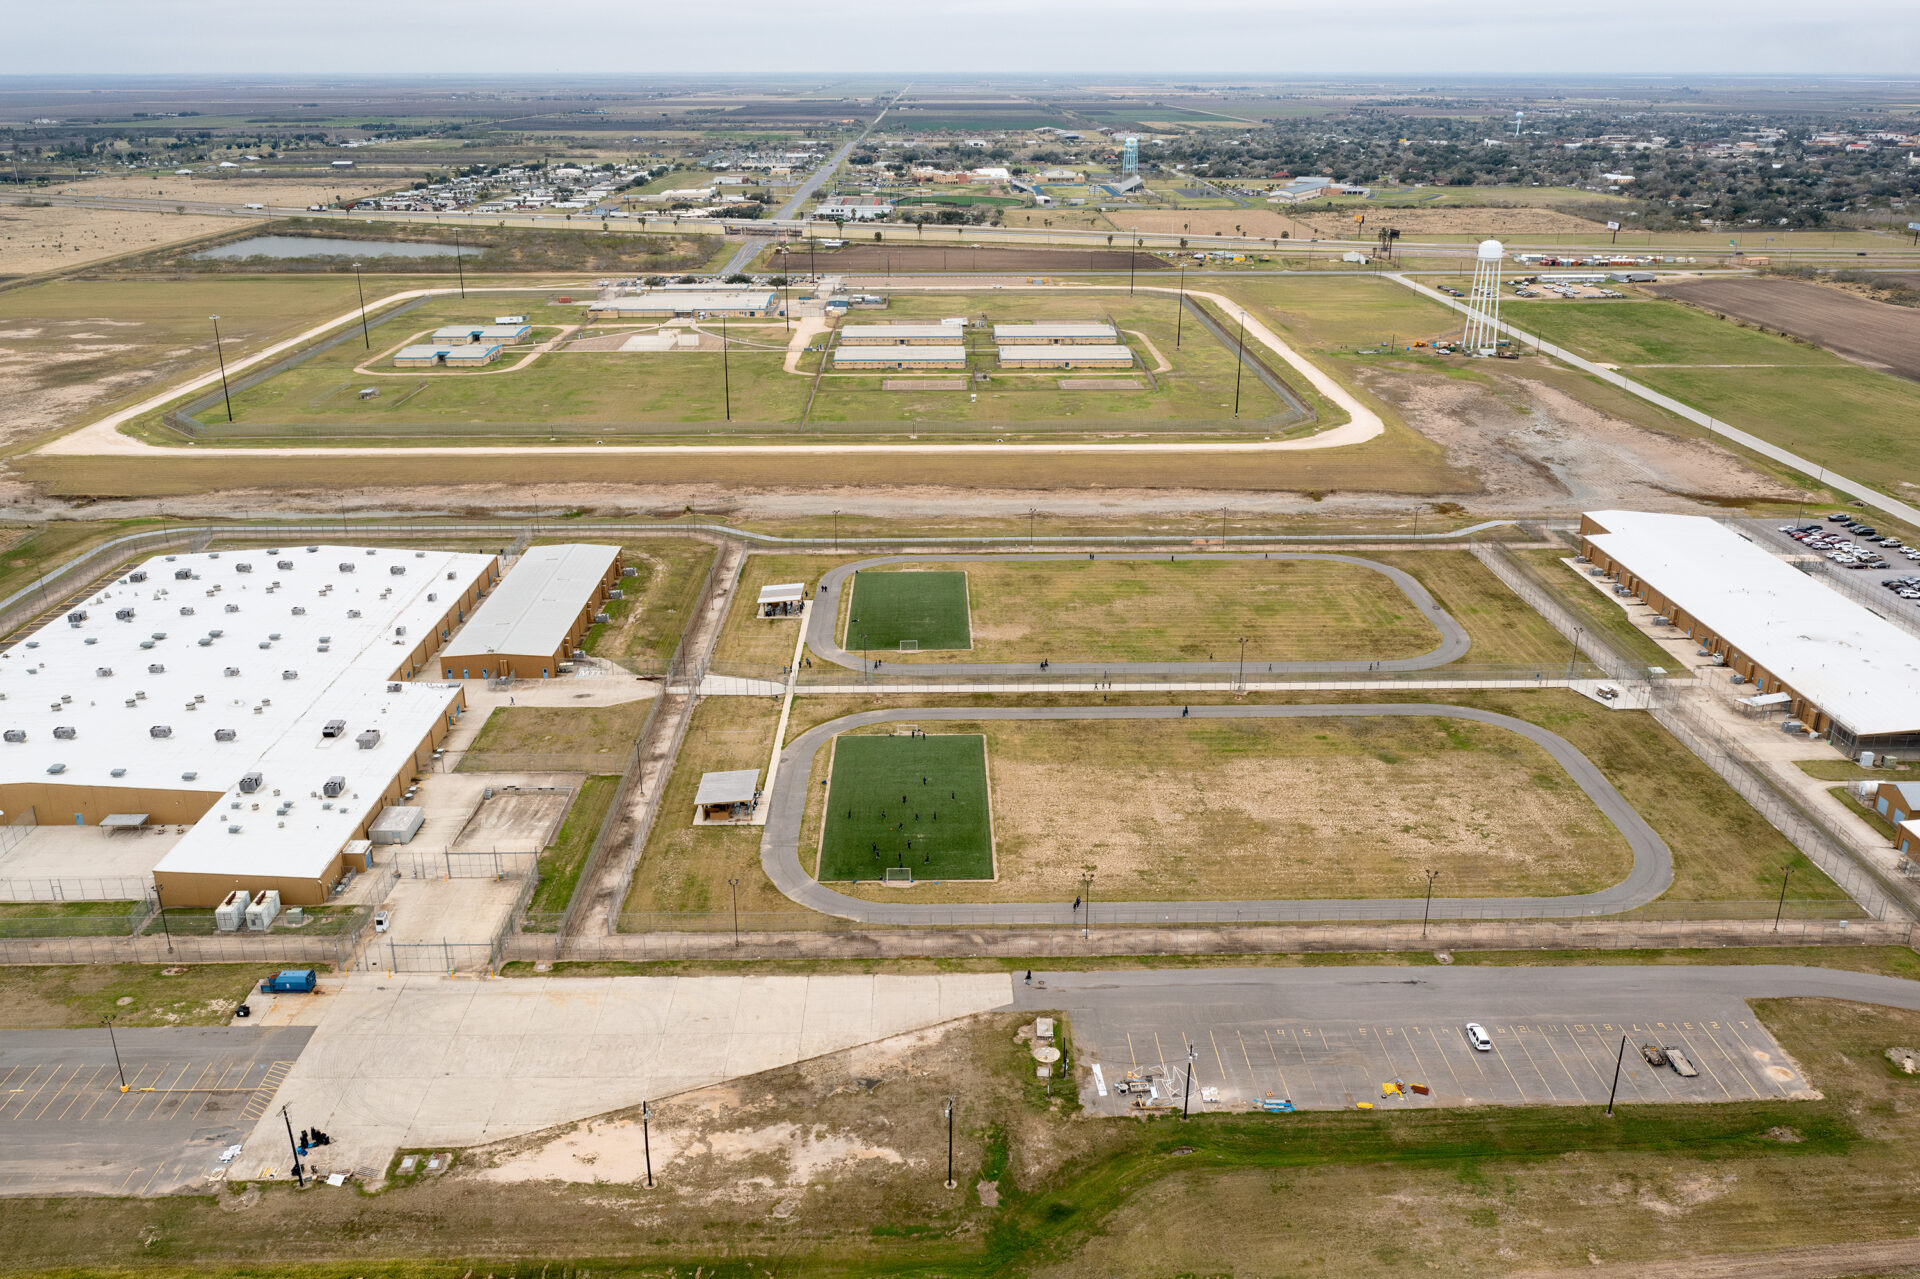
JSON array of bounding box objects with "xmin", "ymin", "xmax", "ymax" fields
[
  {"xmin": 392, "ymin": 847, "xmax": 540, "ymax": 880},
  {"xmin": 0, "ymin": 932, "xmax": 360, "ymax": 966},
  {"xmin": 0, "ymin": 898, "xmax": 156, "ymax": 939},
  {"xmin": 0, "ymin": 875, "xmax": 154, "ymax": 903}
]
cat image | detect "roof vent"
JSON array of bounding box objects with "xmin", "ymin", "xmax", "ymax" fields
[
  {"xmin": 238, "ymin": 770, "xmax": 262, "ymax": 791},
  {"xmin": 236, "ymin": 563, "xmax": 253, "ymax": 574},
  {"xmin": 224, "ymin": 667, "xmax": 240, "ymax": 677},
  {"xmin": 149, "ymin": 725, "xmax": 172, "ymax": 738},
  {"xmin": 96, "ymin": 667, "xmax": 113, "ymax": 677},
  {"xmin": 224, "ymin": 603, "xmax": 239, "ymax": 613},
  {"xmin": 307, "ymin": 546, "xmax": 318, "ymax": 553},
  {"xmin": 179, "ymin": 606, "xmax": 195, "ymax": 616},
  {"xmin": 447, "ymin": 571, "xmax": 458, "ymax": 580},
  {"xmin": 415, "ymin": 550, "xmax": 426, "ymax": 558},
  {"xmin": 281, "ymin": 670, "xmax": 298, "ymax": 680},
  {"xmin": 259, "ymin": 641, "xmax": 272, "ymax": 649},
  {"xmin": 148, "ymin": 663, "xmax": 165, "ymax": 674},
  {"xmin": 2, "ymin": 730, "xmax": 24, "ymax": 743},
  {"xmin": 338, "ymin": 562, "xmax": 355, "ymax": 573},
  {"xmin": 174, "ymin": 569, "xmax": 192, "ymax": 580},
  {"xmin": 269, "ymin": 633, "xmax": 281, "ymax": 641},
  {"xmin": 182, "ymin": 771, "xmax": 197, "ymax": 781},
  {"xmin": 66, "ymin": 610, "xmax": 87, "ymax": 625},
  {"xmin": 216, "ymin": 728, "xmax": 238, "ymax": 743},
  {"xmin": 291, "ymin": 606, "xmax": 306, "ymax": 616},
  {"xmin": 277, "ymin": 560, "xmax": 293, "ymax": 571},
  {"xmin": 389, "ymin": 565, "xmax": 406, "ymax": 576},
  {"xmin": 46, "ymin": 763, "xmax": 65, "ymax": 775},
  {"xmin": 356, "ymin": 729, "xmax": 381, "ymax": 750},
  {"xmin": 323, "ymin": 775, "xmax": 346, "ymax": 797},
  {"xmin": 209, "ymin": 629, "xmax": 222, "ymax": 638},
  {"xmin": 116, "ymin": 608, "xmax": 135, "ymax": 621},
  {"xmin": 387, "ymin": 682, "xmax": 402, "ymax": 693},
  {"xmin": 347, "ymin": 610, "xmax": 361, "ymax": 619},
  {"xmin": 365, "ymin": 548, "xmax": 376, "ymax": 556},
  {"xmin": 322, "ymin": 719, "xmax": 347, "ymax": 738},
  {"xmin": 110, "ymin": 768, "xmax": 125, "ymax": 778},
  {"xmin": 52, "ymin": 726, "xmax": 75, "ymax": 740}
]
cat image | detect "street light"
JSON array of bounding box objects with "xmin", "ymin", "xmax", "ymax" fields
[
  {"xmin": 352, "ymin": 263, "xmax": 369, "ymax": 349},
  {"xmin": 1182, "ymin": 1041, "xmax": 1197, "ymax": 1118},
  {"xmin": 103, "ymin": 1015, "xmax": 127, "ymax": 1092},
  {"xmin": 1081, "ymin": 865, "xmax": 1095, "ymax": 940},
  {"xmin": 208, "ymin": 315, "xmax": 234, "ymax": 423},
  {"xmin": 721, "ymin": 315, "xmax": 732, "ymax": 421},
  {"xmin": 1232, "ymin": 311, "xmax": 1247, "ymax": 419},
  {"xmin": 943, "ymin": 1096, "xmax": 956, "ymax": 1188},
  {"xmin": 1175, "ymin": 267, "xmax": 1186, "ymax": 349},
  {"xmin": 1238, "ymin": 636, "xmax": 1247, "ymax": 689},
  {"xmin": 281, "ymin": 1104, "xmax": 305, "ymax": 1186},
  {"xmin": 1421, "ymin": 868, "xmax": 1440, "ymax": 938},
  {"xmin": 153, "ymin": 881, "xmax": 172, "ymax": 954},
  {"xmin": 728, "ymin": 875, "xmax": 740, "ymax": 947},
  {"xmin": 1774, "ymin": 864, "xmax": 1796, "ymax": 931},
  {"xmin": 641, "ymin": 1100, "xmax": 654, "ymax": 1188}
]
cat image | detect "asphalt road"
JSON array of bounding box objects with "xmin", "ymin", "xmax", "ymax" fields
[
  {"xmin": 0, "ymin": 1025, "xmax": 313, "ymax": 1196},
  {"xmin": 805, "ymin": 552, "xmax": 1472, "ymax": 678},
  {"xmin": 1013, "ymin": 965, "xmax": 1909, "ymax": 1114},
  {"xmin": 761, "ymin": 703, "xmax": 1673, "ymax": 924}
]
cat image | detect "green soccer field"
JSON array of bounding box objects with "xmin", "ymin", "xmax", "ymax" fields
[
  {"xmin": 844, "ymin": 570, "xmax": 972, "ymax": 652},
  {"xmin": 818, "ymin": 733, "xmax": 994, "ymax": 881}
]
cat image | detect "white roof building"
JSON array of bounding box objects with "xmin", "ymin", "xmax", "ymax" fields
[
  {"xmin": 441, "ymin": 544, "xmax": 621, "ymax": 673},
  {"xmin": 1580, "ymin": 511, "xmax": 1920, "ymax": 745},
  {"xmin": 0, "ymin": 545, "xmax": 497, "ymax": 905}
]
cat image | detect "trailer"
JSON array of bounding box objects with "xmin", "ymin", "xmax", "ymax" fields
[
  {"xmin": 1664, "ymin": 1046, "xmax": 1699, "ymax": 1078},
  {"xmin": 259, "ymin": 969, "xmax": 318, "ymax": 994}
]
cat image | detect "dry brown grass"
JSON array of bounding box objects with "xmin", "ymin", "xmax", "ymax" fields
[
  {"xmin": 0, "ymin": 203, "xmax": 236, "ymax": 276},
  {"xmin": 816, "ymin": 716, "xmax": 1632, "ymax": 903}
]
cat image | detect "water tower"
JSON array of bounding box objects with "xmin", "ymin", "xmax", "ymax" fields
[
  {"xmin": 1122, "ymin": 136, "xmax": 1139, "ymax": 176},
  {"xmin": 1462, "ymin": 239, "xmax": 1505, "ymax": 354}
]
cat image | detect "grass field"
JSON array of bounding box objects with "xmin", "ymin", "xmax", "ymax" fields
[
  {"xmin": 581, "ymin": 538, "xmax": 716, "ymax": 669},
  {"xmin": 711, "ymin": 553, "xmax": 844, "ymax": 674},
  {"xmin": 524, "ymin": 774, "xmax": 620, "ymax": 919},
  {"xmin": 821, "ymin": 716, "xmax": 1629, "ymax": 902},
  {"xmin": 848, "ymin": 557, "xmax": 1444, "ymax": 664},
  {"xmin": 1218, "ymin": 274, "xmax": 1466, "ymax": 351},
  {"xmin": 817, "ymin": 732, "xmax": 994, "ymax": 881},
  {"xmin": 1512, "ymin": 548, "xmax": 1679, "ymax": 671},
  {"xmin": 844, "ymin": 569, "xmax": 972, "ymax": 652},
  {"xmin": 1364, "ymin": 550, "xmax": 1576, "ymax": 667},
  {"xmin": 457, "ymin": 701, "xmax": 650, "ymax": 771},
  {"xmin": 0, "ymin": 964, "xmax": 265, "ymax": 1028}
]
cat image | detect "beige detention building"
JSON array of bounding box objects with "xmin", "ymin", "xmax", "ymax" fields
[
  {"xmin": 992, "ymin": 322, "xmax": 1118, "ymax": 345},
  {"xmin": 439, "ymin": 544, "xmax": 623, "ymax": 681},
  {"xmin": 0, "ymin": 546, "xmax": 500, "ymax": 906},
  {"xmin": 838, "ymin": 324, "xmax": 962, "ymax": 346},
  {"xmin": 833, "ymin": 346, "xmax": 968, "ymax": 370},
  {"xmin": 996, "ymin": 345, "xmax": 1134, "ymax": 370}
]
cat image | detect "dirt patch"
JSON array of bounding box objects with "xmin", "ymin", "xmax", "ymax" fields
[
  {"xmin": 1644, "ymin": 277, "xmax": 1920, "ymax": 382},
  {"xmin": 803, "ymin": 245, "xmax": 1166, "ymax": 273},
  {"xmin": 56, "ymin": 172, "xmax": 395, "ymax": 211},
  {"xmin": 885, "ymin": 378, "xmax": 966, "ymax": 391},
  {"xmin": 1353, "ymin": 362, "xmax": 1801, "ymax": 511},
  {"xmin": 1059, "ymin": 378, "xmax": 1142, "ymax": 390},
  {"xmin": 0, "ymin": 203, "xmax": 235, "ymax": 276},
  {"xmin": 1296, "ymin": 207, "xmax": 1609, "ymax": 237},
  {"xmin": 1122, "ymin": 209, "xmax": 1319, "ymax": 241}
]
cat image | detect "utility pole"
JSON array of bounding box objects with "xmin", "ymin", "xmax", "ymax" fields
[
  {"xmin": 453, "ymin": 231, "xmax": 466, "ymax": 299},
  {"xmin": 833, "ymin": 509, "xmax": 841, "ymax": 550},
  {"xmin": 153, "ymin": 882, "xmax": 172, "ymax": 954},
  {"xmin": 1774, "ymin": 864, "xmax": 1795, "ymax": 931},
  {"xmin": 282, "ymin": 1105, "xmax": 305, "ymax": 1186},
  {"xmin": 641, "ymin": 1100, "xmax": 654, "ymax": 1188},
  {"xmin": 352, "ymin": 263, "xmax": 369, "ymax": 349},
  {"xmin": 943, "ymin": 1097, "xmax": 956, "ymax": 1188},
  {"xmin": 1174, "ymin": 267, "xmax": 1185, "ymax": 349},
  {"xmin": 1028, "ymin": 507, "xmax": 1036, "ymax": 547},
  {"xmin": 1605, "ymin": 1034, "xmax": 1627, "ymax": 1116},
  {"xmin": 1232, "ymin": 311, "xmax": 1247, "ymax": 419},
  {"xmin": 1081, "ymin": 865, "xmax": 1095, "ymax": 940},
  {"xmin": 721, "ymin": 315, "xmax": 731, "ymax": 421},
  {"xmin": 1182, "ymin": 1042, "xmax": 1197, "ymax": 1118},
  {"xmin": 728, "ymin": 876, "xmax": 740, "ymax": 947},
  {"xmin": 1238, "ymin": 635, "xmax": 1247, "ymax": 689},
  {"xmin": 103, "ymin": 1016, "xmax": 127, "ymax": 1091},
  {"xmin": 209, "ymin": 315, "xmax": 234, "ymax": 423},
  {"xmin": 1421, "ymin": 868, "xmax": 1440, "ymax": 937}
]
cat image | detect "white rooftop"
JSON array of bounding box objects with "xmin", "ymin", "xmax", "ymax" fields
[
  {"xmin": 996, "ymin": 345, "xmax": 1134, "ymax": 362},
  {"xmin": 992, "ymin": 322, "xmax": 1118, "ymax": 339},
  {"xmin": 694, "ymin": 769, "xmax": 760, "ymax": 806},
  {"xmin": 834, "ymin": 346, "xmax": 967, "ymax": 362},
  {"xmin": 1584, "ymin": 511, "xmax": 1920, "ymax": 737},
  {"xmin": 442, "ymin": 544, "xmax": 618, "ymax": 662},
  {"xmin": 597, "ymin": 290, "xmax": 775, "ymax": 312},
  {"xmin": 839, "ymin": 325, "xmax": 960, "ymax": 341},
  {"xmin": 0, "ymin": 545, "xmax": 494, "ymax": 884},
  {"xmin": 758, "ymin": 583, "xmax": 805, "ymax": 604}
]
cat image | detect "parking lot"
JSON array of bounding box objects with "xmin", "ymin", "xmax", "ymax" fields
[
  {"xmin": 1020, "ymin": 969, "xmax": 1812, "ymax": 1115},
  {"xmin": 0, "ymin": 1026, "xmax": 312, "ymax": 1195}
]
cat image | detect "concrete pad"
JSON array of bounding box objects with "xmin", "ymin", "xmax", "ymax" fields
[
  {"xmin": 238, "ymin": 971, "xmax": 1013, "ymax": 1179},
  {"xmin": 373, "ymin": 875, "xmax": 521, "ymax": 948},
  {"xmin": 452, "ymin": 788, "xmax": 571, "ymax": 853},
  {"xmin": 0, "ymin": 822, "xmax": 183, "ymax": 891}
]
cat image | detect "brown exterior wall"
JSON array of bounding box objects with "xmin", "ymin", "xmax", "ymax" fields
[
  {"xmin": 0, "ymin": 781, "xmax": 222, "ymax": 830},
  {"xmin": 839, "ymin": 333, "xmax": 958, "ymax": 346},
  {"xmin": 390, "ymin": 555, "xmax": 501, "ymax": 680},
  {"xmin": 998, "ymin": 356, "xmax": 1133, "ymax": 369},
  {"xmin": 996, "ymin": 332, "xmax": 1117, "ymax": 345},
  {"xmin": 438, "ymin": 550, "xmax": 622, "ymax": 681}
]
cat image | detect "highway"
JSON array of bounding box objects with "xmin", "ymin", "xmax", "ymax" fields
[{"xmin": 760, "ymin": 702, "xmax": 1674, "ymax": 925}]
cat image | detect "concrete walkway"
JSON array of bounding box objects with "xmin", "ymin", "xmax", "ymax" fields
[
  {"xmin": 761, "ymin": 703, "xmax": 1674, "ymax": 925},
  {"xmin": 805, "ymin": 552, "xmax": 1471, "ymax": 678}
]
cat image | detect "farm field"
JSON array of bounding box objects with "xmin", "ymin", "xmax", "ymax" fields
[
  {"xmin": 815, "ymin": 715, "xmax": 1632, "ymax": 902},
  {"xmin": 1220, "ymin": 274, "xmax": 1465, "ymax": 352},
  {"xmin": 0, "ymin": 201, "xmax": 234, "ymax": 277},
  {"xmin": 1505, "ymin": 298, "xmax": 1920, "ymax": 494},
  {"xmin": 1643, "ymin": 276, "xmax": 1920, "ymax": 382},
  {"xmin": 843, "ymin": 568, "xmax": 972, "ymax": 651},
  {"xmin": 844, "ymin": 557, "xmax": 1443, "ymax": 663},
  {"xmin": 817, "ymin": 732, "xmax": 993, "ymax": 881}
]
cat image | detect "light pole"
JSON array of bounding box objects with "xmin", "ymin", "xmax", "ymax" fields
[
  {"xmin": 1566, "ymin": 626, "xmax": 1585, "ymax": 681},
  {"xmin": 1238, "ymin": 636, "xmax": 1247, "ymax": 689},
  {"xmin": 1175, "ymin": 267, "xmax": 1185, "ymax": 349},
  {"xmin": 352, "ymin": 263, "xmax": 369, "ymax": 349},
  {"xmin": 208, "ymin": 315, "xmax": 234, "ymax": 423},
  {"xmin": 720, "ymin": 315, "xmax": 732, "ymax": 421},
  {"xmin": 1081, "ymin": 865, "xmax": 1095, "ymax": 940},
  {"xmin": 1605, "ymin": 1034, "xmax": 1627, "ymax": 1116},
  {"xmin": 1182, "ymin": 1041, "xmax": 1197, "ymax": 1118},
  {"xmin": 1421, "ymin": 868, "xmax": 1440, "ymax": 938},
  {"xmin": 453, "ymin": 231, "xmax": 466, "ymax": 299},
  {"xmin": 641, "ymin": 1100, "xmax": 654, "ymax": 1188},
  {"xmin": 153, "ymin": 882, "xmax": 172, "ymax": 954},
  {"xmin": 1232, "ymin": 311, "xmax": 1247, "ymax": 419},
  {"xmin": 728, "ymin": 876, "xmax": 740, "ymax": 947},
  {"xmin": 103, "ymin": 1015, "xmax": 127, "ymax": 1092},
  {"xmin": 282, "ymin": 1104, "xmax": 305, "ymax": 1186},
  {"xmin": 943, "ymin": 1096, "xmax": 956, "ymax": 1188},
  {"xmin": 1774, "ymin": 864, "xmax": 1795, "ymax": 931},
  {"xmin": 833, "ymin": 508, "xmax": 841, "ymax": 550},
  {"xmin": 1128, "ymin": 226, "xmax": 1137, "ymax": 295},
  {"xmin": 1028, "ymin": 507, "xmax": 1036, "ymax": 548}
]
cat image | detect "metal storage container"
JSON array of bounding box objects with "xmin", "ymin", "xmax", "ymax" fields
[
  {"xmin": 215, "ymin": 890, "xmax": 250, "ymax": 933},
  {"xmin": 367, "ymin": 805, "xmax": 424, "ymax": 845}
]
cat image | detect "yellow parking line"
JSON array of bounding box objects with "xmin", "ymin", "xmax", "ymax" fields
[
  {"xmin": 30, "ymin": 1066, "xmax": 86, "ymax": 1121},
  {"xmin": 119, "ymin": 1165, "xmax": 143, "ymax": 1191},
  {"xmin": 1695, "ymin": 1022, "xmax": 1762, "ymax": 1098},
  {"xmin": 1152, "ymin": 1031, "xmax": 1169, "ymax": 1085},
  {"xmin": 1504, "ymin": 1030, "xmax": 1560, "ymax": 1102},
  {"xmin": 1716, "ymin": 1020, "xmax": 1790, "ymax": 1096},
  {"xmin": 1261, "ymin": 1029, "xmax": 1293, "ymax": 1100},
  {"xmin": 56, "ymin": 1066, "xmax": 108, "ymax": 1121},
  {"xmin": 1419, "ymin": 1027, "xmax": 1467, "ymax": 1094},
  {"xmin": 1208, "ymin": 1029, "xmax": 1228, "ymax": 1090},
  {"xmin": 9, "ymin": 1066, "xmax": 56, "ymax": 1120},
  {"xmin": 1374, "ymin": 1026, "xmax": 1406, "ymax": 1082},
  {"xmin": 1125, "ymin": 1033, "xmax": 1138, "ymax": 1070},
  {"xmin": 1236, "ymin": 1030, "xmax": 1258, "ymax": 1090},
  {"xmin": 1485, "ymin": 1036, "xmax": 1531, "ymax": 1101},
  {"xmin": 1395, "ymin": 1028, "xmax": 1435, "ymax": 1097},
  {"xmin": 1533, "ymin": 1028, "xmax": 1591, "ymax": 1096}
]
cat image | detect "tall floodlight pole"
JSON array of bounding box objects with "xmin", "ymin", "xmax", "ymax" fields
[
  {"xmin": 282, "ymin": 1105, "xmax": 305, "ymax": 1186},
  {"xmin": 1081, "ymin": 865, "xmax": 1095, "ymax": 940},
  {"xmin": 103, "ymin": 1016, "xmax": 127, "ymax": 1091},
  {"xmin": 728, "ymin": 876, "xmax": 740, "ymax": 947},
  {"xmin": 641, "ymin": 1101, "xmax": 654, "ymax": 1187},
  {"xmin": 1462, "ymin": 239, "xmax": 1505, "ymax": 355},
  {"xmin": 943, "ymin": 1097, "xmax": 956, "ymax": 1188},
  {"xmin": 721, "ymin": 315, "xmax": 731, "ymax": 421},
  {"xmin": 1421, "ymin": 868, "xmax": 1440, "ymax": 937},
  {"xmin": 1182, "ymin": 1042, "xmax": 1197, "ymax": 1118},
  {"xmin": 1605, "ymin": 1035, "xmax": 1627, "ymax": 1116},
  {"xmin": 1174, "ymin": 267, "xmax": 1185, "ymax": 348},
  {"xmin": 1232, "ymin": 311, "xmax": 1247, "ymax": 419},
  {"xmin": 1238, "ymin": 636, "xmax": 1247, "ymax": 689},
  {"xmin": 352, "ymin": 263, "xmax": 369, "ymax": 349},
  {"xmin": 1774, "ymin": 865, "xmax": 1795, "ymax": 931},
  {"xmin": 453, "ymin": 231, "xmax": 466, "ymax": 299},
  {"xmin": 209, "ymin": 315, "xmax": 235, "ymax": 423}
]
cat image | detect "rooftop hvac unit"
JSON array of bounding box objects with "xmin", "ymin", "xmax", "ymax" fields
[
  {"xmin": 150, "ymin": 724, "xmax": 172, "ymax": 738},
  {"xmin": 179, "ymin": 606, "xmax": 195, "ymax": 616},
  {"xmin": 151, "ymin": 632, "xmax": 166, "ymax": 641},
  {"xmin": 238, "ymin": 770, "xmax": 262, "ymax": 792},
  {"xmin": 116, "ymin": 608, "xmax": 135, "ymax": 620},
  {"xmin": 307, "ymin": 546, "xmax": 318, "ymax": 553},
  {"xmin": 96, "ymin": 667, "xmax": 113, "ymax": 677},
  {"xmin": 387, "ymin": 682, "xmax": 402, "ymax": 693},
  {"xmin": 356, "ymin": 729, "xmax": 382, "ymax": 750},
  {"xmin": 4, "ymin": 730, "xmax": 26, "ymax": 743},
  {"xmin": 427, "ymin": 593, "xmax": 436, "ymax": 602},
  {"xmin": 46, "ymin": 763, "xmax": 65, "ymax": 774},
  {"xmin": 225, "ymin": 666, "xmax": 240, "ymax": 677},
  {"xmin": 140, "ymin": 640, "xmax": 156, "ymax": 649},
  {"xmin": 365, "ymin": 548, "xmax": 376, "ymax": 556},
  {"xmin": 214, "ymin": 891, "xmax": 249, "ymax": 932},
  {"xmin": 323, "ymin": 719, "xmax": 346, "ymax": 738},
  {"xmin": 277, "ymin": 560, "xmax": 293, "ymax": 570},
  {"xmin": 395, "ymin": 625, "xmax": 406, "ymax": 636},
  {"xmin": 181, "ymin": 770, "xmax": 196, "ymax": 780},
  {"xmin": 338, "ymin": 562, "xmax": 355, "ymax": 573},
  {"xmin": 291, "ymin": 606, "xmax": 305, "ymax": 615},
  {"xmin": 224, "ymin": 603, "xmax": 239, "ymax": 613},
  {"xmin": 269, "ymin": 633, "xmax": 280, "ymax": 641},
  {"xmin": 148, "ymin": 663, "xmax": 165, "ymax": 674},
  {"xmin": 66, "ymin": 610, "xmax": 87, "ymax": 625},
  {"xmin": 319, "ymin": 635, "xmax": 331, "ymax": 644},
  {"xmin": 389, "ymin": 565, "xmax": 406, "ymax": 576},
  {"xmin": 209, "ymin": 629, "xmax": 222, "ymax": 638},
  {"xmin": 347, "ymin": 610, "xmax": 361, "ymax": 619},
  {"xmin": 447, "ymin": 571, "xmax": 458, "ymax": 580},
  {"xmin": 322, "ymin": 775, "xmax": 346, "ymax": 797},
  {"xmin": 128, "ymin": 570, "xmax": 147, "ymax": 583},
  {"xmin": 216, "ymin": 728, "xmax": 238, "ymax": 742},
  {"xmin": 174, "ymin": 569, "xmax": 192, "ymax": 580},
  {"xmin": 281, "ymin": 670, "xmax": 298, "ymax": 680},
  {"xmin": 52, "ymin": 726, "xmax": 75, "ymax": 740},
  {"xmin": 110, "ymin": 767, "xmax": 125, "ymax": 777},
  {"xmin": 415, "ymin": 550, "xmax": 426, "ymax": 558},
  {"xmin": 227, "ymin": 824, "xmax": 241, "ymax": 835},
  {"xmin": 236, "ymin": 563, "xmax": 252, "ymax": 574}
]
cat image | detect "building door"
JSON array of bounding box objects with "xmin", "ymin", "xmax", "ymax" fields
[
  {"xmin": 74, "ymin": 813, "xmax": 84, "ymax": 825},
  {"xmin": 542, "ymin": 667, "xmax": 550, "ymax": 678}
]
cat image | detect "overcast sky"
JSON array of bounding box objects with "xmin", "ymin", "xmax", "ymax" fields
[{"xmin": 11, "ymin": 0, "xmax": 1920, "ymax": 76}]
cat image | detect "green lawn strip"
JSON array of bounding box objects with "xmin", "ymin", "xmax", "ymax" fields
[
  {"xmin": 525, "ymin": 775, "xmax": 621, "ymax": 919},
  {"xmin": 819, "ymin": 733, "xmax": 993, "ymax": 881},
  {"xmin": 1829, "ymin": 786, "xmax": 1901, "ymax": 842},
  {"xmin": 0, "ymin": 900, "xmax": 137, "ymax": 919},
  {"xmin": 1511, "ymin": 547, "xmax": 1677, "ymax": 671},
  {"xmin": 1363, "ymin": 550, "xmax": 1577, "ymax": 667},
  {"xmin": 845, "ymin": 569, "xmax": 972, "ymax": 652},
  {"xmin": 1506, "ymin": 297, "xmax": 1842, "ymax": 369},
  {"xmin": 577, "ymin": 538, "xmax": 715, "ymax": 668},
  {"xmin": 457, "ymin": 703, "xmax": 649, "ymax": 770},
  {"xmin": 0, "ymin": 964, "xmax": 267, "ymax": 1028},
  {"xmin": 1795, "ymin": 759, "xmax": 1915, "ymax": 782}
]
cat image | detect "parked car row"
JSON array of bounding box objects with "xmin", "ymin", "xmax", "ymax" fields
[{"xmin": 1780, "ymin": 521, "xmax": 1918, "ymax": 570}]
